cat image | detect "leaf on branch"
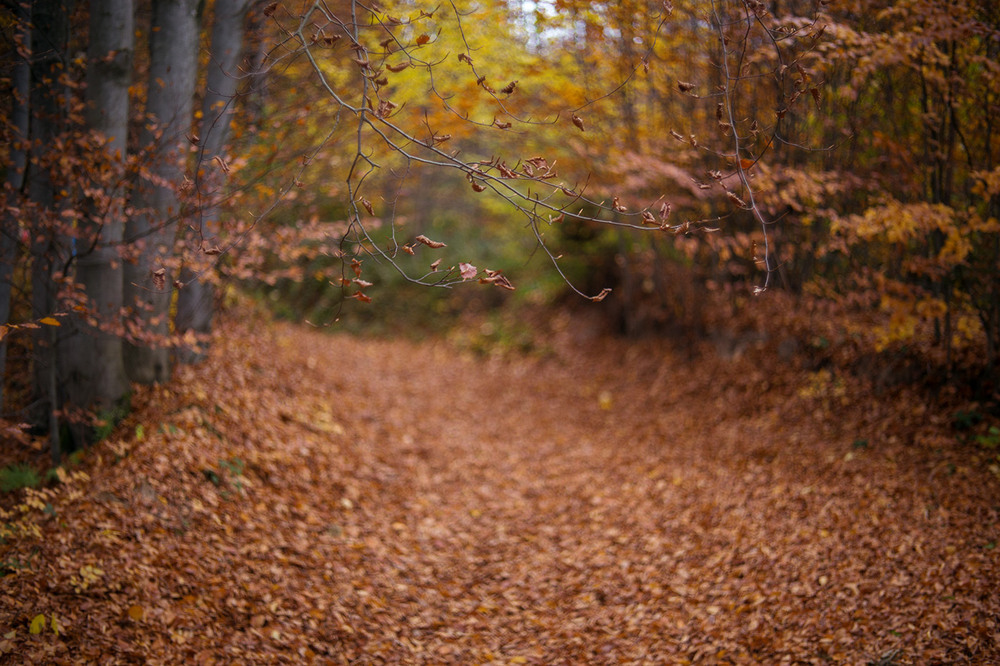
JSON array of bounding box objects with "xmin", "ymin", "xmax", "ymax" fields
[
  {"xmin": 458, "ymin": 53, "xmax": 473, "ymax": 65},
  {"xmin": 641, "ymin": 211, "xmax": 657, "ymax": 225},
  {"xmin": 677, "ymin": 80, "xmax": 696, "ymax": 93},
  {"xmin": 480, "ymin": 269, "xmax": 515, "ymax": 290},
  {"xmin": 360, "ymin": 198, "xmax": 374, "ymax": 215},
  {"xmin": 262, "ymin": 2, "xmax": 278, "ymax": 17},
  {"xmin": 402, "ymin": 245, "xmax": 415, "ymax": 255},
  {"xmin": 353, "ymin": 279, "xmax": 373, "ymax": 288},
  {"xmin": 203, "ymin": 245, "xmax": 223, "ymax": 255},
  {"xmin": 40, "ymin": 317, "xmax": 61, "ymax": 327},
  {"xmin": 669, "ymin": 129, "xmax": 684, "ymax": 141},
  {"xmin": 493, "ymin": 118, "xmax": 512, "ymax": 130},
  {"xmin": 386, "ymin": 62, "xmax": 410, "ymax": 73},
  {"xmin": 659, "ymin": 202, "xmax": 672, "ymax": 225},
  {"xmin": 415, "ymin": 235, "xmax": 447, "ymax": 249},
  {"xmin": 571, "ymin": 114, "xmax": 585, "ymax": 131},
  {"xmin": 354, "ymin": 292, "xmax": 372, "ymax": 303},
  {"xmin": 590, "ymin": 288, "xmax": 612, "ymax": 302},
  {"xmin": 351, "ymin": 258, "xmax": 363, "ymax": 277},
  {"xmin": 613, "ymin": 197, "xmax": 627, "ymax": 212},
  {"xmin": 500, "ymin": 81, "xmax": 518, "ymax": 95},
  {"xmin": 213, "ymin": 155, "xmax": 231, "ymax": 174},
  {"xmin": 152, "ymin": 268, "xmax": 166, "ymax": 290},
  {"xmin": 810, "ymin": 87, "xmax": 821, "ymax": 105},
  {"xmin": 459, "ymin": 262, "xmax": 478, "ymax": 280},
  {"xmin": 187, "ymin": 133, "xmax": 200, "ymax": 145},
  {"xmin": 470, "ymin": 180, "xmax": 486, "ymax": 192},
  {"xmin": 727, "ymin": 191, "xmax": 749, "ymax": 209},
  {"xmin": 430, "ymin": 259, "xmax": 442, "ymax": 271},
  {"xmin": 415, "ymin": 34, "xmax": 431, "ymax": 46}
]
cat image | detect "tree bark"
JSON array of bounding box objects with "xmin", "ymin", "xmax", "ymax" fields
[
  {"xmin": 175, "ymin": 0, "xmax": 252, "ymax": 364},
  {"xmin": 0, "ymin": 1, "xmax": 31, "ymax": 413},
  {"xmin": 28, "ymin": 0, "xmax": 70, "ymax": 432},
  {"xmin": 123, "ymin": 0, "xmax": 201, "ymax": 384},
  {"xmin": 60, "ymin": 0, "xmax": 134, "ymax": 424}
]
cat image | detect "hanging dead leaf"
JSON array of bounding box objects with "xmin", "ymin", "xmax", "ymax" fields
[
  {"xmin": 571, "ymin": 114, "xmax": 585, "ymax": 131},
  {"xmin": 415, "ymin": 34, "xmax": 430, "ymax": 45},
  {"xmin": 415, "ymin": 235, "xmax": 447, "ymax": 249},
  {"xmin": 590, "ymin": 288, "xmax": 612, "ymax": 302},
  {"xmin": 152, "ymin": 268, "xmax": 166, "ymax": 290},
  {"xmin": 262, "ymin": 2, "xmax": 278, "ymax": 17},
  {"xmin": 39, "ymin": 317, "xmax": 60, "ymax": 327},
  {"xmin": 677, "ymin": 80, "xmax": 696, "ymax": 92},
  {"xmin": 430, "ymin": 258, "xmax": 442, "ymax": 271},
  {"xmin": 360, "ymin": 198, "xmax": 374, "ymax": 215},
  {"xmin": 459, "ymin": 262, "xmax": 478, "ymax": 280},
  {"xmin": 500, "ymin": 81, "xmax": 517, "ymax": 95}
]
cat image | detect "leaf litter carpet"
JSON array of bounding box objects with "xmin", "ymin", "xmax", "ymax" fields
[{"xmin": 1, "ymin": 309, "xmax": 998, "ymax": 664}]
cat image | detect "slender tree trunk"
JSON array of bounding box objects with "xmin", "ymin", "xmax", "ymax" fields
[
  {"xmin": 59, "ymin": 0, "xmax": 134, "ymax": 429},
  {"xmin": 28, "ymin": 0, "xmax": 70, "ymax": 433},
  {"xmin": 175, "ymin": 0, "xmax": 251, "ymax": 364},
  {"xmin": 123, "ymin": 0, "xmax": 201, "ymax": 384},
  {"xmin": 1, "ymin": 2, "xmax": 31, "ymax": 413}
]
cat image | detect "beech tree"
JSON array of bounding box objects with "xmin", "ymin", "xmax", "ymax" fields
[
  {"xmin": 60, "ymin": 0, "xmax": 133, "ymax": 428},
  {"xmin": 122, "ymin": 0, "xmax": 201, "ymax": 384}
]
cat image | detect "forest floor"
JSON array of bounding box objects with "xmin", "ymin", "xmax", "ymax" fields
[{"xmin": 1, "ymin": 304, "xmax": 999, "ymax": 664}]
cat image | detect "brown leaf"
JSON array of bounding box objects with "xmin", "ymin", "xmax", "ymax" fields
[
  {"xmin": 152, "ymin": 268, "xmax": 166, "ymax": 290},
  {"xmin": 590, "ymin": 288, "xmax": 612, "ymax": 302},
  {"xmin": 415, "ymin": 34, "xmax": 430, "ymax": 45},
  {"xmin": 500, "ymin": 81, "xmax": 517, "ymax": 95},
  {"xmin": 571, "ymin": 114, "xmax": 585, "ymax": 132},
  {"xmin": 459, "ymin": 262, "xmax": 478, "ymax": 280},
  {"xmin": 415, "ymin": 235, "xmax": 447, "ymax": 249},
  {"xmin": 430, "ymin": 258, "xmax": 442, "ymax": 271},
  {"xmin": 677, "ymin": 80, "xmax": 696, "ymax": 92},
  {"xmin": 262, "ymin": 2, "xmax": 277, "ymax": 17}
]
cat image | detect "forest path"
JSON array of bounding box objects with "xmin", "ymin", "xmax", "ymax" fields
[{"xmin": 2, "ymin": 308, "xmax": 998, "ymax": 664}]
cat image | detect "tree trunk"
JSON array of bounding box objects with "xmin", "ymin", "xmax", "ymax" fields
[
  {"xmin": 1, "ymin": 2, "xmax": 31, "ymax": 413},
  {"xmin": 123, "ymin": 0, "xmax": 201, "ymax": 384},
  {"xmin": 60, "ymin": 0, "xmax": 134, "ymax": 426},
  {"xmin": 175, "ymin": 0, "xmax": 251, "ymax": 364},
  {"xmin": 28, "ymin": 0, "xmax": 70, "ymax": 433}
]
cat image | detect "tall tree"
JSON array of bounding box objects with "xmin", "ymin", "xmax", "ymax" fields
[
  {"xmin": 59, "ymin": 0, "xmax": 134, "ymax": 429},
  {"xmin": 1, "ymin": 0, "xmax": 31, "ymax": 412},
  {"xmin": 175, "ymin": 0, "xmax": 252, "ymax": 364},
  {"xmin": 123, "ymin": 0, "xmax": 201, "ymax": 383},
  {"xmin": 27, "ymin": 0, "xmax": 70, "ymax": 449}
]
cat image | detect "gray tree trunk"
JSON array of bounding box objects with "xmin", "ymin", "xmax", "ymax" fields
[
  {"xmin": 28, "ymin": 0, "xmax": 70, "ymax": 435},
  {"xmin": 175, "ymin": 0, "xmax": 251, "ymax": 364},
  {"xmin": 123, "ymin": 0, "xmax": 201, "ymax": 384},
  {"xmin": 0, "ymin": 2, "xmax": 31, "ymax": 413},
  {"xmin": 60, "ymin": 0, "xmax": 134, "ymax": 424}
]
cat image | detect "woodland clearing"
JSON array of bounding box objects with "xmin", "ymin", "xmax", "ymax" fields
[{"xmin": 1, "ymin": 305, "xmax": 998, "ymax": 664}]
